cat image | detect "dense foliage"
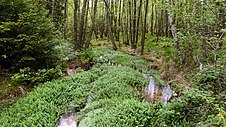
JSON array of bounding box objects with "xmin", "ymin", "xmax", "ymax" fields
[
  {"xmin": 0, "ymin": 0, "xmax": 57, "ymax": 70},
  {"xmin": 92, "ymin": 47, "xmax": 148, "ymax": 71},
  {"xmin": 0, "ymin": 63, "xmax": 146, "ymax": 126},
  {"xmin": 1, "ymin": 48, "xmax": 225, "ymax": 127},
  {"xmin": 11, "ymin": 66, "xmax": 64, "ymax": 87},
  {"xmin": 0, "ymin": 0, "xmax": 225, "ymax": 126}
]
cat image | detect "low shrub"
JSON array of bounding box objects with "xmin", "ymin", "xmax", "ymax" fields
[
  {"xmin": 154, "ymin": 88, "xmax": 226, "ymax": 126},
  {"xmin": 195, "ymin": 63, "xmax": 225, "ymax": 93},
  {"xmin": 79, "ymin": 99, "xmax": 154, "ymax": 127},
  {"xmin": 92, "ymin": 99, "xmax": 154, "ymax": 127},
  {"xmin": 92, "ymin": 47, "xmax": 148, "ymax": 71},
  {"xmin": 11, "ymin": 66, "xmax": 64, "ymax": 87}
]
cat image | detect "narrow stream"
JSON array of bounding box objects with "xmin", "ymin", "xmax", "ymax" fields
[
  {"xmin": 58, "ymin": 96, "xmax": 92, "ymax": 127},
  {"xmin": 57, "ymin": 75, "xmax": 174, "ymax": 127},
  {"xmin": 57, "ymin": 101, "xmax": 77, "ymax": 127},
  {"xmin": 58, "ymin": 112, "xmax": 77, "ymax": 127},
  {"xmin": 143, "ymin": 75, "xmax": 174, "ymax": 104}
]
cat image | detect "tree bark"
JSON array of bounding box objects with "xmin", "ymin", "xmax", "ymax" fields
[
  {"xmin": 73, "ymin": 0, "xmax": 78, "ymax": 50},
  {"xmin": 86, "ymin": 0, "xmax": 98, "ymax": 48},
  {"xmin": 64, "ymin": 0, "xmax": 68, "ymax": 39},
  {"xmin": 78, "ymin": 0, "xmax": 88, "ymax": 50},
  {"xmin": 141, "ymin": 0, "xmax": 148, "ymax": 55},
  {"xmin": 165, "ymin": 0, "xmax": 183, "ymax": 64},
  {"xmin": 103, "ymin": 0, "xmax": 118, "ymax": 50}
]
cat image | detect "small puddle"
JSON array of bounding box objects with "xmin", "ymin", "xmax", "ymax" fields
[{"xmin": 143, "ymin": 75, "xmax": 174, "ymax": 104}]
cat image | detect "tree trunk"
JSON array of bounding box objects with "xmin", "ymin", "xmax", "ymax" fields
[
  {"xmin": 165, "ymin": 0, "xmax": 183, "ymax": 64},
  {"xmin": 78, "ymin": 0, "xmax": 88, "ymax": 50},
  {"xmin": 135, "ymin": 0, "xmax": 142, "ymax": 46},
  {"xmin": 64, "ymin": 0, "xmax": 68, "ymax": 39},
  {"xmin": 141, "ymin": 0, "xmax": 148, "ymax": 55},
  {"xmin": 86, "ymin": 0, "xmax": 98, "ymax": 48},
  {"xmin": 103, "ymin": 0, "xmax": 118, "ymax": 50},
  {"xmin": 73, "ymin": 0, "xmax": 78, "ymax": 50}
]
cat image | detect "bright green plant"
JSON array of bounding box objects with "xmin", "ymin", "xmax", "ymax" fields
[
  {"xmin": 195, "ymin": 63, "xmax": 225, "ymax": 92},
  {"xmin": 92, "ymin": 47, "xmax": 148, "ymax": 71},
  {"xmin": 92, "ymin": 99, "xmax": 154, "ymax": 127},
  {"xmin": 11, "ymin": 66, "xmax": 64, "ymax": 87},
  {"xmin": 0, "ymin": 64, "xmax": 147, "ymax": 126}
]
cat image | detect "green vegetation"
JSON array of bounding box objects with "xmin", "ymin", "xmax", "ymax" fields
[
  {"xmin": 11, "ymin": 66, "xmax": 64, "ymax": 87},
  {"xmin": 0, "ymin": 0, "xmax": 59, "ymax": 70},
  {"xmin": 0, "ymin": 53, "xmax": 147, "ymax": 126},
  {"xmin": 195, "ymin": 61, "xmax": 226, "ymax": 93},
  {"xmin": 92, "ymin": 47, "xmax": 148, "ymax": 71},
  {"xmin": 0, "ymin": 0, "xmax": 225, "ymax": 126},
  {"xmin": 1, "ymin": 47, "xmax": 225, "ymax": 127}
]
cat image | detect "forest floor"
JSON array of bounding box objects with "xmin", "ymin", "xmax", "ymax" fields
[
  {"xmin": 1, "ymin": 43, "xmax": 225, "ymax": 126},
  {"xmin": 0, "ymin": 73, "xmax": 31, "ymax": 112},
  {"xmin": 94, "ymin": 40, "xmax": 193, "ymax": 90},
  {"xmin": 0, "ymin": 38, "xmax": 193, "ymax": 112}
]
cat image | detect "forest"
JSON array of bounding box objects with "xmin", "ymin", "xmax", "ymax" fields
[{"xmin": 0, "ymin": 0, "xmax": 225, "ymax": 126}]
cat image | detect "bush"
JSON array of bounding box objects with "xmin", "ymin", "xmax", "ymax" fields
[
  {"xmin": 154, "ymin": 88, "xmax": 226, "ymax": 126},
  {"xmin": 195, "ymin": 64, "xmax": 225, "ymax": 93},
  {"xmin": 11, "ymin": 66, "xmax": 64, "ymax": 86}
]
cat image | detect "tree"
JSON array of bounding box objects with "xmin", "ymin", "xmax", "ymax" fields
[
  {"xmin": 103, "ymin": 0, "xmax": 118, "ymax": 50},
  {"xmin": 0, "ymin": 0, "xmax": 56, "ymax": 70},
  {"xmin": 141, "ymin": 0, "xmax": 148, "ymax": 55},
  {"xmin": 165, "ymin": 0, "xmax": 183, "ymax": 64}
]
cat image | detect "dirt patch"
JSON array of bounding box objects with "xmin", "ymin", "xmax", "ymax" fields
[
  {"xmin": 66, "ymin": 58, "xmax": 92, "ymax": 76},
  {"xmin": 0, "ymin": 74, "xmax": 31, "ymax": 112}
]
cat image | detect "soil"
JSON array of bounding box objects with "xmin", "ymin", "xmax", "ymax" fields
[{"xmin": 0, "ymin": 74, "xmax": 31, "ymax": 112}]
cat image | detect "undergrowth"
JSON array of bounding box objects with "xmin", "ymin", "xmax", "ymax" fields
[
  {"xmin": 1, "ymin": 47, "xmax": 225, "ymax": 127},
  {"xmin": 0, "ymin": 64, "xmax": 146, "ymax": 126}
]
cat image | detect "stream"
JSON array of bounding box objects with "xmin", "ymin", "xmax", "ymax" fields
[
  {"xmin": 143, "ymin": 75, "xmax": 174, "ymax": 104},
  {"xmin": 57, "ymin": 75, "xmax": 174, "ymax": 127}
]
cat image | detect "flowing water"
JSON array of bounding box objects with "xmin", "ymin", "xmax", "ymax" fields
[
  {"xmin": 57, "ymin": 101, "xmax": 77, "ymax": 127},
  {"xmin": 57, "ymin": 74, "xmax": 173, "ymax": 127},
  {"xmin": 162, "ymin": 86, "xmax": 174, "ymax": 104},
  {"xmin": 58, "ymin": 112, "xmax": 77, "ymax": 127},
  {"xmin": 58, "ymin": 95, "xmax": 93, "ymax": 127},
  {"xmin": 143, "ymin": 75, "xmax": 174, "ymax": 104}
]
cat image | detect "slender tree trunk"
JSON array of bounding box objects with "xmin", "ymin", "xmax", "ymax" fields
[
  {"xmin": 132, "ymin": 0, "xmax": 137, "ymax": 49},
  {"xmin": 82, "ymin": 0, "xmax": 89, "ymax": 48},
  {"xmin": 151, "ymin": 1, "xmax": 154, "ymax": 35},
  {"xmin": 86, "ymin": 0, "xmax": 98, "ymax": 48},
  {"xmin": 141, "ymin": 0, "xmax": 148, "ymax": 55},
  {"xmin": 165, "ymin": 0, "xmax": 183, "ymax": 64},
  {"xmin": 128, "ymin": 1, "xmax": 133, "ymax": 48},
  {"xmin": 64, "ymin": 0, "xmax": 68, "ymax": 39},
  {"xmin": 78, "ymin": 0, "xmax": 88, "ymax": 50},
  {"xmin": 135, "ymin": 0, "xmax": 142, "ymax": 46},
  {"xmin": 74, "ymin": 0, "xmax": 78, "ymax": 50},
  {"xmin": 103, "ymin": 0, "xmax": 118, "ymax": 50}
]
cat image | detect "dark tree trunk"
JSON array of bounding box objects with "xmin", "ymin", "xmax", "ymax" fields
[
  {"xmin": 73, "ymin": 0, "xmax": 78, "ymax": 50},
  {"xmin": 103, "ymin": 0, "xmax": 118, "ymax": 50},
  {"xmin": 64, "ymin": 0, "xmax": 68, "ymax": 39},
  {"xmin": 141, "ymin": 0, "xmax": 148, "ymax": 55}
]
